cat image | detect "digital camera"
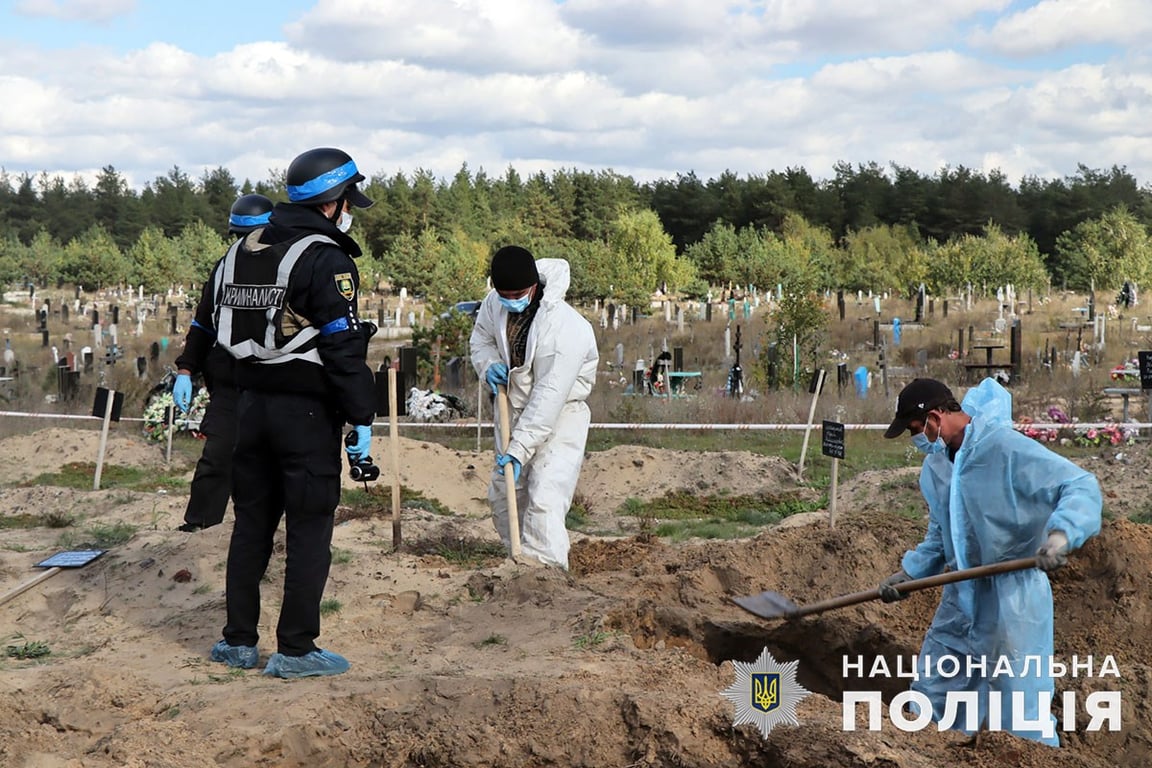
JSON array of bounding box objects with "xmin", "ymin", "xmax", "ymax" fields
[{"xmin": 344, "ymin": 430, "xmax": 380, "ymax": 482}]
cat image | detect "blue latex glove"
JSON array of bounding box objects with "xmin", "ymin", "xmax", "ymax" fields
[
  {"xmin": 496, "ymin": 453, "xmax": 521, "ymax": 483},
  {"xmin": 485, "ymin": 362, "xmax": 509, "ymax": 395},
  {"xmin": 173, "ymin": 373, "xmax": 193, "ymax": 412},
  {"xmin": 346, "ymin": 425, "xmax": 371, "ymax": 461}
]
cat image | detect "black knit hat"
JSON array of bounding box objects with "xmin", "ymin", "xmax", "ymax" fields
[
  {"xmin": 884, "ymin": 378, "xmax": 956, "ymax": 438},
  {"xmin": 490, "ymin": 246, "xmax": 539, "ymax": 291}
]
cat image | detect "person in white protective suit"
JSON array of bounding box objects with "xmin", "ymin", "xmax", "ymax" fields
[
  {"xmin": 879, "ymin": 377, "xmax": 1101, "ymax": 747},
  {"xmin": 470, "ymin": 246, "xmax": 599, "ymax": 569}
]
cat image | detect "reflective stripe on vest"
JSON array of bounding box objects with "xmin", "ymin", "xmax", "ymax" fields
[{"xmin": 214, "ymin": 234, "xmax": 336, "ymax": 366}]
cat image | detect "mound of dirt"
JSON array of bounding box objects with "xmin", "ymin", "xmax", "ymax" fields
[
  {"xmin": 1, "ymin": 427, "xmax": 1150, "ymax": 768},
  {"xmin": 0, "ymin": 426, "xmax": 172, "ymax": 485}
]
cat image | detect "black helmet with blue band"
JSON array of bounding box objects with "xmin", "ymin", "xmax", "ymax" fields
[
  {"xmin": 228, "ymin": 193, "xmax": 274, "ymax": 235},
  {"xmin": 285, "ymin": 147, "xmax": 374, "ymax": 209}
]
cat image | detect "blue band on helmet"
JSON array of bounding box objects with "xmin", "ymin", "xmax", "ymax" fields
[
  {"xmin": 318, "ymin": 316, "xmax": 349, "ymax": 336},
  {"xmin": 229, "ymin": 212, "xmax": 271, "ymax": 228},
  {"xmin": 191, "ymin": 319, "xmax": 216, "ymax": 336},
  {"xmin": 287, "ymin": 159, "xmax": 359, "ymax": 202}
]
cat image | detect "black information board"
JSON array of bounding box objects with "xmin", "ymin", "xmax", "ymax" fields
[
  {"xmin": 821, "ymin": 420, "xmax": 845, "ymax": 460},
  {"xmin": 1138, "ymin": 351, "xmax": 1152, "ymax": 390},
  {"xmin": 92, "ymin": 387, "xmax": 124, "ymax": 422}
]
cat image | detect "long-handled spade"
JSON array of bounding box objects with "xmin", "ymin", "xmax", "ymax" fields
[
  {"xmin": 496, "ymin": 384, "xmax": 523, "ymax": 560},
  {"xmin": 731, "ymin": 557, "xmax": 1038, "ymax": 621},
  {"xmin": 0, "ymin": 550, "xmax": 107, "ymax": 608}
]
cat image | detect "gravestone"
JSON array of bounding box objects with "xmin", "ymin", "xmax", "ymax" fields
[{"xmin": 444, "ymin": 357, "xmax": 464, "ymax": 389}]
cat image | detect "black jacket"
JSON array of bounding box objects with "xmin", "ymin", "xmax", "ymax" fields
[
  {"xmin": 176, "ymin": 272, "xmax": 236, "ymax": 391},
  {"xmin": 199, "ymin": 203, "xmax": 376, "ymax": 426}
]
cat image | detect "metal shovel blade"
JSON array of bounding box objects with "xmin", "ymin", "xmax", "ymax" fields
[{"xmin": 730, "ymin": 590, "xmax": 801, "ymax": 620}]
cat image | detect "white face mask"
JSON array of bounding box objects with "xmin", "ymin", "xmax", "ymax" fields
[{"xmin": 337, "ymin": 211, "xmax": 353, "ymax": 233}]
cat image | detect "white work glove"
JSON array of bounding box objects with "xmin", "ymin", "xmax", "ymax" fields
[
  {"xmin": 879, "ymin": 570, "xmax": 911, "ymax": 603},
  {"xmin": 1036, "ymin": 530, "xmax": 1070, "ymax": 571}
]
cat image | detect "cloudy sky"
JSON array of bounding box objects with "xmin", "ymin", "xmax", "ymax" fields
[{"xmin": 1, "ymin": 0, "xmax": 1150, "ymax": 192}]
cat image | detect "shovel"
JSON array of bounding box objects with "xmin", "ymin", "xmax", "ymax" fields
[
  {"xmin": 0, "ymin": 549, "xmax": 107, "ymax": 608},
  {"xmin": 495, "ymin": 384, "xmax": 523, "ymax": 559},
  {"xmin": 732, "ymin": 557, "xmax": 1038, "ymax": 621}
]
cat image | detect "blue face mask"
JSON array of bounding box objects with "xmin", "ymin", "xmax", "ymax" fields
[
  {"xmin": 911, "ymin": 432, "xmax": 946, "ymax": 455},
  {"xmin": 499, "ymin": 295, "xmax": 531, "ymax": 314}
]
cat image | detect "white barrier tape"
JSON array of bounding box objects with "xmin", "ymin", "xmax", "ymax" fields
[{"xmin": 0, "ymin": 411, "xmax": 1148, "ymax": 432}]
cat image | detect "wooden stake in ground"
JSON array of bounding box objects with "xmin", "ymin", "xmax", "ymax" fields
[
  {"xmin": 829, "ymin": 456, "xmax": 839, "ymax": 529},
  {"xmin": 797, "ymin": 369, "xmax": 827, "ymax": 478},
  {"xmin": 165, "ymin": 403, "xmax": 175, "ymax": 465},
  {"xmin": 93, "ymin": 389, "xmax": 116, "ymax": 490},
  {"xmin": 821, "ymin": 420, "xmax": 846, "ymax": 530},
  {"xmin": 496, "ymin": 384, "xmax": 522, "ymax": 559},
  {"xmin": 388, "ymin": 366, "xmax": 402, "ymax": 551},
  {"xmin": 476, "ymin": 375, "xmax": 483, "ymax": 454}
]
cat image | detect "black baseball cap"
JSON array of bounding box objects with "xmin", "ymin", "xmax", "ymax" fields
[{"xmin": 884, "ymin": 378, "xmax": 956, "ymax": 438}]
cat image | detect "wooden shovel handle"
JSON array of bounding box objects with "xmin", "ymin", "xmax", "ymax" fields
[
  {"xmin": 496, "ymin": 385, "xmax": 522, "ymax": 558},
  {"xmin": 0, "ymin": 567, "xmax": 62, "ymax": 608},
  {"xmin": 790, "ymin": 557, "xmax": 1038, "ymax": 619}
]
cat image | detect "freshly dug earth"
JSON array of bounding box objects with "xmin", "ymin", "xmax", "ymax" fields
[{"xmin": 0, "ymin": 426, "xmax": 1149, "ymax": 768}]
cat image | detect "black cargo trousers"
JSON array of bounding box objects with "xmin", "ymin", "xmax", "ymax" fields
[
  {"xmin": 222, "ymin": 389, "xmax": 342, "ymax": 656},
  {"xmin": 181, "ymin": 385, "xmax": 238, "ymax": 529}
]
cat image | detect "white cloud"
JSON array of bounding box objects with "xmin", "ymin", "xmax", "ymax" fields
[
  {"xmin": 970, "ymin": 0, "xmax": 1152, "ymax": 55},
  {"xmin": 811, "ymin": 51, "xmax": 1019, "ymax": 94},
  {"xmin": 14, "ymin": 0, "xmax": 134, "ymax": 23},
  {"xmin": 284, "ymin": 0, "xmax": 587, "ymax": 74},
  {"xmin": 560, "ymin": 0, "xmax": 735, "ymax": 47},
  {"xmin": 747, "ymin": 0, "xmax": 1013, "ymax": 52},
  {"xmin": 2, "ymin": 1, "xmax": 1151, "ymax": 191}
]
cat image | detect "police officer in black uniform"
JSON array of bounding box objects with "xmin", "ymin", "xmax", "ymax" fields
[
  {"xmin": 173, "ymin": 193, "xmax": 274, "ymax": 532},
  {"xmin": 206, "ymin": 148, "xmax": 376, "ymax": 678}
]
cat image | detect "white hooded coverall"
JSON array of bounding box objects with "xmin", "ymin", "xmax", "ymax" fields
[{"xmin": 470, "ymin": 259, "xmax": 599, "ymax": 569}]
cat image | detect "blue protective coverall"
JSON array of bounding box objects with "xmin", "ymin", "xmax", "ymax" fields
[{"xmin": 901, "ymin": 378, "xmax": 1102, "ymax": 746}]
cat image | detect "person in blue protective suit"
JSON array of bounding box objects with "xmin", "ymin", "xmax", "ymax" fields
[
  {"xmin": 470, "ymin": 245, "xmax": 599, "ymax": 570},
  {"xmin": 173, "ymin": 194, "xmax": 274, "ymax": 532},
  {"xmin": 879, "ymin": 377, "xmax": 1102, "ymax": 747}
]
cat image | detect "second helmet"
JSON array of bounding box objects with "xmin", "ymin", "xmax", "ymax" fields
[{"xmin": 228, "ymin": 193, "xmax": 274, "ymax": 236}]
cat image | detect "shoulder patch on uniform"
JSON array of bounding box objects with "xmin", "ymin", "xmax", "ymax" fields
[{"xmin": 334, "ymin": 272, "xmax": 355, "ymax": 302}]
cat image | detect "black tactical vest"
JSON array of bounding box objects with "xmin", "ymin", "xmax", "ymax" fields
[{"xmin": 212, "ymin": 233, "xmax": 336, "ymax": 368}]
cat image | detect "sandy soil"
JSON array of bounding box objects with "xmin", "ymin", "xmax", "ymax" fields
[{"xmin": 1, "ymin": 426, "xmax": 1150, "ymax": 768}]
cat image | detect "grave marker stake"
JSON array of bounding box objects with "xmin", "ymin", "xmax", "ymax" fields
[
  {"xmin": 389, "ymin": 366, "xmax": 402, "ymax": 551},
  {"xmin": 797, "ymin": 369, "xmax": 827, "ymax": 478},
  {"xmin": 93, "ymin": 389, "xmax": 115, "ymax": 490},
  {"xmin": 821, "ymin": 420, "xmax": 846, "ymax": 530}
]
